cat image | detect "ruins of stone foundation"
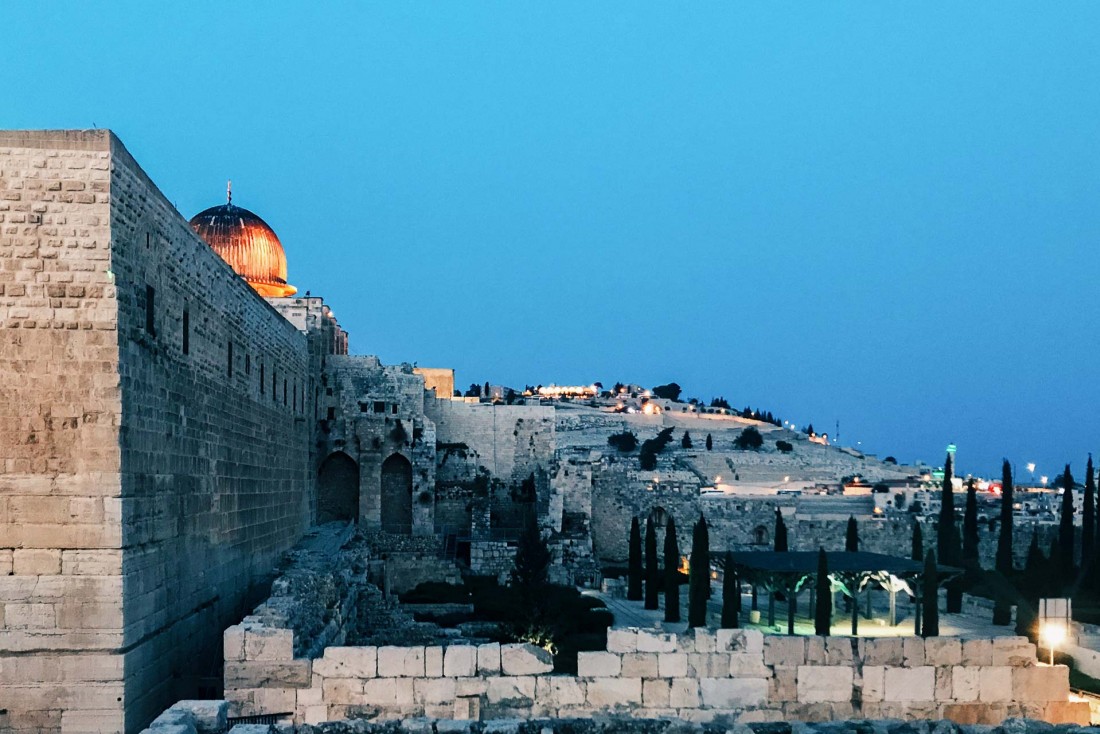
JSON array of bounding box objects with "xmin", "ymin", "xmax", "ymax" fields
[{"xmin": 0, "ymin": 130, "xmax": 1084, "ymax": 734}]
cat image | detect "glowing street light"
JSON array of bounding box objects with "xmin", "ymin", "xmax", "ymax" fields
[{"xmin": 1039, "ymin": 598, "xmax": 1071, "ymax": 666}]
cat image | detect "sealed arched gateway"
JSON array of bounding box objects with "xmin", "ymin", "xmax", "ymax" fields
[
  {"xmin": 380, "ymin": 453, "xmax": 413, "ymax": 534},
  {"xmin": 317, "ymin": 452, "xmax": 359, "ymax": 523}
]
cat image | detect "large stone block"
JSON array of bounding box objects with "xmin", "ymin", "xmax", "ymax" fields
[
  {"xmin": 941, "ymin": 702, "xmax": 1008, "ymax": 726},
  {"xmin": 961, "ymin": 638, "xmax": 993, "ymax": 666},
  {"xmin": 669, "ymin": 678, "xmax": 701, "ymax": 708},
  {"xmin": 686, "ymin": 652, "xmax": 729, "ymax": 677},
  {"xmin": 902, "ymin": 637, "xmax": 925, "ymax": 667},
  {"xmin": 859, "ymin": 637, "xmax": 903, "ymax": 666},
  {"xmin": 477, "ymin": 643, "xmax": 501, "ymax": 675},
  {"xmin": 824, "ymin": 636, "xmax": 855, "ymax": 665},
  {"xmin": 716, "ymin": 628, "xmax": 762, "ymax": 653},
  {"xmin": 770, "ymin": 665, "xmax": 797, "ymax": 702},
  {"xmin": 925, "ymin": 637, "xmax": 962, "ymax": 666},
  {"xmin": 500, "ymin": 643, "xmax": 553, "ymax": 675},
  {"xmin": 536, "ymin": 676, "xmax": 585, "ymax": 706},
  {"xmin": 586, "ymin": 677, "xmax": 642, "ymax": 708},
  {"xmin": 443, "ymin": 646, "xmax": 477, "ymax": 677},
  {"xmin": 313, "ymin": 647, "xmax": 376, "ymax": 678},
  {"xmin": 796, "ymin": 665, "xmax": 853, "ymax": 703},
  {"xmin": 486, "ymin": 676, "xmax": 536, "ymax": 706},
  {"xmin": 224, "ymin": 626, "xmax": 247, "ymax": 662},
  {"xmin": 729, "ymin": 653, "xmax": 770, "ymax": 677},
  {"xmin": 0, "ymin": 549, "xmax": 12, "ymax": 576},
  {"xmin": 620, "ymin": 652, "xmax": 658, "ymax": 678},
  {"xmin": 1012, "ymin": 665, "xmax": 1069, "ymax": 702},
  {"xmin": 699, "ymin": 677, "xmax": 768, "ymax": 708},
  {"xmin": 378, "ymin": 646, "xmax": 425, "ymax": 677},
  {"xmin": 606, "ymin": 628, "xmax": 638, "ymax": 653},
  {"xmin": 168, "ymin": 700, "xmax": 229, "ymax": 734},
  {"xmin": 658, "ymin": 652, "xmax": 687, "ymax": 677},
  {"xmin": 685, "ymin": 628, "xmax": 716, "ymax": 653},
  {"xmin": 244, "ymin": 627, "xmax": 293, "ymax": 662},
  {"xmin": 862, "ymin": 666, "xmax": 885, "ymax": 702},
  {"xmin": 979, "ymin": 666, "xmax": 1013, "ymax": 702},
  {"xmin": 764, "ymin": 635, "xmax": 806, "ymax": 666},
  {"xmin": 577, "ymin": 651, "xmax": 621, "ymax": 677},
  {"xmin": 637, "ymin": 629, "xmax": 677, "ymax": 653},
  {"xmin": 12, "ymin": 548, "xmax": 61, "ymax": 575},
  {"xmin": 952, "ymin": 665, "xmax": 979, "ymax": 701},
  {"xmin": 642, "ymin": 678, "xmax": 671, "ymax": 707},
  {"xmin": 991, "ymin": 637, "xmax": 1037, "ymax": 667},
  {"xmin": 1042, "ymin": 700, "xmax": 1091, "ymax": 725},
  {"xmin": 424, "ymin": 646, "xmax": 444, "ymax": 677},
  {"xmin": 224, "ymin": 660, "xmax": 311, "ymax": 689},
  {"xmin": 884, "ymin": 665, "xmax": 934, "ymax": 701},
  {"xmin": 414, "ymin": 677, "xmax": 456, "ymax": 704}
]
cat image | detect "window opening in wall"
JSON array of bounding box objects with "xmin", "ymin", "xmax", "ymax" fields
[
  {"xmin": 326, "ymin": 387, "xmax": 333, "ymax": 396},
  {"xmin": 293, "ymin": 383, "xmax": 297, "ymax": 412},
  {"xmin": 272, "ymin": 371, "xmax": 277, "ymax": 400},
  {"xmin": 327, "ymin": 407, "xmax": 336, "ymax": 420},
  {"xmin": 374, "ymin": 401, "xmax": 386, "ymax": 414},
  {"xmin": 391, "ymin": 404, "xmax": 398, "ymax": 415},
  {"xmin": 182, "ymin": 308, "xmax": 189, "ymax": 355},
  {"xmin": 145, "ymin": 285, "xmax": 156, "ymax": 336},
  {"xmin": 227, "ymin": 341, "xmax": 234, "ymax": 378},
  {"xmin": 260, "ymin": 364, "xmax": 265, "ymax": 394},
  {"xmin": 245, "ymin": 354, "xmax": 251, "ymax": 375},
  {"xmin": 315, "ymin": 388, "xmax": 319, "ymax": 418},
  {"xmin": 146, "ymin": 232, "xmax": 150, "ymax": 249},
  {"xmin": 283, "ymin": 379, "xmax": 287, "ymax": 406}
]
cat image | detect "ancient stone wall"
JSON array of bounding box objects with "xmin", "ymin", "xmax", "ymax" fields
[
  {"xmin": 222, "ymin": 627, "xmax": 1083, "ymax": 726},
  {"xmin": 0, "ymin": 130, "xmax": 319, "ymax": 733}
]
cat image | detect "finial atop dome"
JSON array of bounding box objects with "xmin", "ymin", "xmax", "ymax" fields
[{"xmin": 227, "ymin": 179, "xmax": 232, "ymax": 205}]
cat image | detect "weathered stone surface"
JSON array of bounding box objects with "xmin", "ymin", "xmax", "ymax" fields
[
  {"xmin": 636, "ymin": 630, "xmax": 677, "ymax": 653},
  {"xmin": 536, "ymin": 676, "xmax": 585, "ymax": 706},
  {"xmin": 765, "ymin": 636, "xmax": 806, "ymax": 666},
  {"xmin": 1012, "ymin": 666, "xmax": 1069, "ymax": 702},
  {"xmin": 699, "ymin": 677, "xmax": 768, "ymax": 708},
  {"xmin": 577, "ymin": 651, "xmax": 621, "ymax": 677},
  {"xmin": 670, "ymin": 677, "xmax": 702, "ymax": 708},
  {"xmin": 962, "ymin": 639, "xmax": 994, "ymax": 666},
  {"xmin": 443, "ymin": 646, "xmax": 477, "ymax": 677},
  {"xmin": 729, "ymin": 652, "xmax": 770, "ymax": 677},
  {"xmin": 486, "ymin": 676, "xmax": 536, "ymax": 706},
  {"xmin": 378, "ymin": 646, "xmax": 425, "ymax": 677},
  {"xmin": 862, "ymin": 666, "xmax": 885, "ymax": 702},
  {"xmin": 952, "ymin": 666, "xmax": 980, "ymax": 702},
  {"xmin": 500, "ymin": 644, "xmax": 553, "ymax": 675},
  {"xmin": 606, "ymin": 628, "xmax": 639, "ymax": 654},
  {"xmin": 244, "ymin": 628, "xmax": 294, "ymax": 662},
  {"xmin": 586, "ymin": 677, "xmax": 642, "ymax": 708},
  {"xmin": 477, "ymin": 643, "xmax": 502, "ymax": 675},
  {"xmin": 884, "ymin": 666, "xmax": 934, "ymax": 701},
  {"xmin": 686, "ymin": 652, "xmax": 730, "ymax": 677},
  {"xmin": 658, "ymin": 652, "xmax": 688, "ymax": 677},
  {"xmin": 641, "ymin": 678, "xmax": 671, "ymax": 707},
  {"xmin": 313, "ymin": 647, "xmax": 376, "ymax": 678},
  {"xmin": 860, "ymin": 638, "xmax": 904, "ymax": 666},
  {"xmin": 414, "ymin": 678, "xmax": 456, "ymax": 704},
  {"xmin": 991, "ymin": 638, "xmax": 1037, "ymax": 667},
  {"xmin": 902, "ymin": 637, "xmax": 925, "ymax": 667},
  {"xmin": 979, "ymin": 666, "xmax": 1013, "ymax": 702},
  {"xmin": 925, "ymin": 638, "xmax": 962, "ymax": 666},
  {"xmin": 424, "ymin": 646, "xmax": 444, "ymax": 677},
  {"xmin": 620, "ymin": 653, "xmax": 659, "ymax": 678},
  {"xmin": 797, "ymin": 665, "xmax": 853, "ymax": 703}
]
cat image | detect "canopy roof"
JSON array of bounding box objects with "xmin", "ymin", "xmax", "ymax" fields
[{"xmin": 725, "ymin": 550, "xmax": 957, "ymax": 577}]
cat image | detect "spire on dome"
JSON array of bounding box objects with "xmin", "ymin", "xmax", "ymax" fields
[{"xmin": 227, "ymin": 179, "xmax": 232, "ymax": 205}]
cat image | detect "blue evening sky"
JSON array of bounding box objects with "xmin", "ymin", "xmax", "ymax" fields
[{"xmin": 4, "ymin": 3, "xmax": 1099, "ymax": 478}]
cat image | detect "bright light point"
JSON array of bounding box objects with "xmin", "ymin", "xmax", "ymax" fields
[
  {"xmin": 1027, "ymin": 463, "xmax": 1036, "ymax": 473},
  {"xmin": 1041, "ymin": 622, "xmax": 1066, "ymax": 646}
]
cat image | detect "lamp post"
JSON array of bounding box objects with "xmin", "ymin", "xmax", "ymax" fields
[{"xmin": 1039, "ymin": 598, "xmax": 1071, "ymax": 666}]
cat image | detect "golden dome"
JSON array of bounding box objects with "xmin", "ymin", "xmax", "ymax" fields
[{"xmin": 189, "ymin": 196, "xmax": 297, "ymax": 298}]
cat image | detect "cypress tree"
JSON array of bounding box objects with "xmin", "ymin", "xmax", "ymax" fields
[
  {"xmin": 1084, "ymin": 455, "xmax": 1096, "ymax": 565},
  {"xmin": 774, "ymin": 508, "xmax": 788, "ymax": 552},
  {"xmin": 912, "ymin": 521, "xmax": 923, "ymax": 562},
  {"xmin": 681, "ymin": 431, "xmax": 693, "ymax": 449},
  {"xmin": 963, "ymin": 478, "xmax": 980, "ymax": 573},
  {"xmin": 627, "ymin": 517, "xmax": 643, "ymax": 601},
  {"xmin": 938, "ymin": 453, "xmax": 963, "ymax": 612},
  {"xmin": 814, "ymin": 548, "xmax": 831, "ymax": 635},
  {"xmin": 1016, "ymin": 530, "xmax": 1046, "ymax": 637},
  {"xmin": 721, "ymin": 551, "xmax": 740, "ymax": 628},
  {"xmin": 993, "ymin": 460, "xmax": 1015, "ymax": 625},
  {"xmin": 644, "ymin": 516, "xmax": 659, "ymax": 610},
  {"xmin": 688, "ymin": 515, "xmax": 710, "ymax": 628},
  {"xmin": 846, "ymin": 516, "xmax": 859, "ymax": 552},
  {"xmin": 663, "ymin": 517, "xmax": 681, "ymax": 623},
  {"xmin": 1058, "ymin": 464, "xmax": 1076, "ymax": 579},
  {"xmin": 922, "ymin": 549, "xmax": 939, "ymax": 638},
  {"xmin": 705, "ymin": 434, "xmax": 713, "ymax": 451}
]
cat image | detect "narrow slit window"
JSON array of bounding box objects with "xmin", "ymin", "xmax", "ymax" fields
[
  {"xmin": 145, "ymin": 285, "xmax": 156, "ymax": 336},
  {"xmin": 182, "ymin": 309, "xmax": 189, "ymax": 355},
  {"xmin": 245, "ymin": 354, "xmax": 251, "ymax": 375},
  {"xmin": 227, "ymin": 341, "xmax": 234, "ymax": 378}
]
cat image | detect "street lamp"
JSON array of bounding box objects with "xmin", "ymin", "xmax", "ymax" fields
[{"xmin": 1039, "ymin": 598, "xmax": 1071, "ymax": 666}]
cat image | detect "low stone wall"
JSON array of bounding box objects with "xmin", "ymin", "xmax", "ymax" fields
[{"xmin": 223, "ymin": 627, "xmax": 1086, "ymax": 727}]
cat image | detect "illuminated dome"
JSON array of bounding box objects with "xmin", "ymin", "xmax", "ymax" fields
[{"xmin": 189, "ymin": 188, "xmax": 297, "ymax": 298}]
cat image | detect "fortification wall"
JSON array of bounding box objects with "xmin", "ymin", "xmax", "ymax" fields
[
  {"xmin": 0, "ymin": 130, "xmax": 318, "ymax": 734},
  {"xmin": 222, "ymin": 626, "xmax": 1083, "ymax": 726},
  {"xmin": 0, "ymin": 130, "xmax": 126, "ymax": 734},
  {"xmin": 426, "ymin": 401, "xmax": 555, "ymax": 486}
]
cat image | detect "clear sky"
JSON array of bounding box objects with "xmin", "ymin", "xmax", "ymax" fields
[{"xmin": 4, "ymin": 2, "xmax": 1099, "ymax": 477}]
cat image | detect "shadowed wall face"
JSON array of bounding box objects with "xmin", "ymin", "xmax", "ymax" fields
[
  {"xmin": 381, "ymin": 453, "xmax": 413, "ymax": 534},
  {"xmin": 318, "ymin": 452, "xmax": 359, "ymax": 523}
]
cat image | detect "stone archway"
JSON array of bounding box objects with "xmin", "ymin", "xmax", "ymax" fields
[
  {"xmin": 380, "ymin": 453, "xmax": 413, "ymax": 535},
  {"xmin": 318, "ymin": 452, "xmax": 359, "ymax": 523}
]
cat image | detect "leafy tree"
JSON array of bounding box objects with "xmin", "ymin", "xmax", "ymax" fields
[
  {"xmin": 644, "ymin": 516, "xmax": 659, "ymax": 610},
  {"xmin": 721, "ymin": 551, "xmax": 740, "ymax": 628},
  {"xmin": 663, "ymin": 518, "xmax": 681, "ymax": 623},
  {"xmin": 1084, "ymin": 455, "xmax": 1096, "ymax": 563},
  {"xmin": 845, "ymin": 516, "xmax": 859, "ymax": 552},
  {"xmin": 705, "ymin": 434, "xmax": 713, "ymax": 451},
  {"xmin": 774, "ymin": 508, "xmax": 788, "ymax": 552},
  {"xmin": 922, "ymin": 550, "xmax": 939, "ymax": 638},
  {"xmin": 512, "ymin": 519, "xmax": 551, "ymax": 590},
  {"xmin": 505, "ymin": 388, "xmax": 517, "ymax": 405},
  {"xmin": 607, "ymin": 431, "xmax": 639, "ymax": 452},
  {"xmin": 652, "ymin": 382, "xmax": 682, "ymax": 401},
  {"xmin": 734, "ymin": 427, "xmax": 764, "ymax": 450},
  {"xmin": 938, "ymin": 453, "xmax": 963, "ymax": 613},
  {"xmin": 687, "ymin": 515, "xmax": 710, "ymax": 628},
  {"xmin": 710, "ymin": 397, "xmax": 731, "ymax": 409},
  {"xmin": 681, "ymin": 431, "xmax": 693, "ymax": 449},
  {"xmin": 963, "ymin": 478, "xmax": 980, "ymax": 574},
  {"xmin": 627, "ymin": 517, "xmax": 642, "ymax": 601},
  {"xmin": 639, "ymin": 446, "xmax": 658, "ymax": 471},
  {"xmin": 912, "ymin": 521, "xmax": 923, "ymax": 562},
  {"xmin": 1059, "ymin": 464, "xmax": 1076, "ymax": 578},
  {"xmin": 884, "ymin": 456, "xmax": 898, "ymax": 464},
  {"xmin": 465, "ymin": 383, "xmax": 482, "ymax": 398},
  {"xmin": 814, "ymin": 548, "xmax": 832, "ymax": 635},
  {"xmin": 776, "ymin": 440, "xmax": 793, "ymax": 454},
  {"xmin": 993, "ymin": 460, "xmax": 1015, "ymax": 625}
]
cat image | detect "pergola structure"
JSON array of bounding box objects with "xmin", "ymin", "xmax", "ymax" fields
[{"xmin": 723, "ymin": 551, "xmax": 964, "ymax": 636}]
